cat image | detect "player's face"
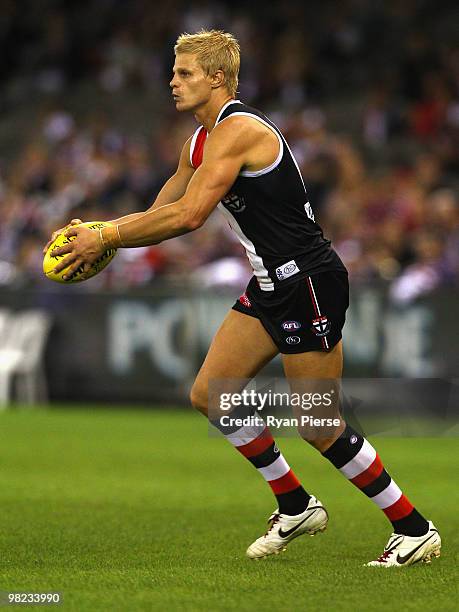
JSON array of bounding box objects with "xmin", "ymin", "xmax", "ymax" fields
[{"xmin": 170, "ymin": 53, "xmax": 212, "ymax": 112}]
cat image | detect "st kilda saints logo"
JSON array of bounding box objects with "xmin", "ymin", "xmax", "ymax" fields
[
  {"xmin": 222, "ymin": 192, "xmax": 246, "ymax": 213},
  {"xmin": 311, "ymin": 315, "xmax": 331, "ymax": 337}
]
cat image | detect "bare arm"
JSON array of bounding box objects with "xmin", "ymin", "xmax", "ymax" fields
[
  {"xmin": 103, "ymin": 117, "xmax": 268, "ymax": 247},
  {"xmin": 51, "ymin": 116, "xmax": 279, "ymax": 277},
  {"xmin": 43, "ymin": 137, "xmax": 195, "ymax": 253}
]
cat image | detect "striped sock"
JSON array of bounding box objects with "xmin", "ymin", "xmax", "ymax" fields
[
  {"xmin": 214, "ymin": 415, "xmax": 311, "ymax": 515},
  {"xmin": 322, "ymin": 424, "xmax": 429, "ymax": 536}
]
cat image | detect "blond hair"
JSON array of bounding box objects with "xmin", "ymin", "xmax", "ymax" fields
[{"xmin": 175, "ymin": 30, "xmax": 240, "ymax": 97}]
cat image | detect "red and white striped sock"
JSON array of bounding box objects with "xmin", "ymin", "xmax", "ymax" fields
[
  {"xmin": 216, "ymin": 416, "xmax": 311, "ymax": 515},
  {"xmin": 322, "ymin": 424, "xmax": 429, "ymax": 536}
]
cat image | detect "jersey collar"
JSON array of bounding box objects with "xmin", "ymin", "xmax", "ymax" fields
[{"xmin": 214, "ymin": 99, "xmax": 243, "ymax": 127}]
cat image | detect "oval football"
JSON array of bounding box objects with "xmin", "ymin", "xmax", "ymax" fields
[{"xmin": 43, "ymin": 221, "xmax": 117, "ymax": 283}]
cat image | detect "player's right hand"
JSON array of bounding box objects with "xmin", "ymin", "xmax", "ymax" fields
[{"xmin": 43, "ymin": 218, "xmax": 83, "ymax": 254}]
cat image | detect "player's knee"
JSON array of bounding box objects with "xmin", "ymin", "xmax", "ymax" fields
[
  {"xmin": 297, "ymin": 420, "xmax": 345, "ymax": 452},
  {"xmin": 189, "ymin": 382, "xmax": 208, "ymax": 416},
  {"xmin": 304, "ymin": 437, "xmax": 334, "ymax": 452},
  {"xmin": 297, "ymin": 428, "xmax": 321, "ymax": 447},
  {"xmin": 298, "ymin": 431, "xmax": 333, "ymax": 452}
]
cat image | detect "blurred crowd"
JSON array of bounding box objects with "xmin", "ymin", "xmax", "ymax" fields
[{"xmin": 0, "ymin": 0, "xmax": 458, "ymax": 300}]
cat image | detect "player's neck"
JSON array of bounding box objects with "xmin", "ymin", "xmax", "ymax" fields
[{"xmin": 194, "ymin": 94, "xmax": 235, "ymax": 133}]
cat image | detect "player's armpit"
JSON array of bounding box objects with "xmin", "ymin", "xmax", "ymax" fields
[{"xmin": 146, "ymin": 136, "xmax": 195, "ymax": 210}]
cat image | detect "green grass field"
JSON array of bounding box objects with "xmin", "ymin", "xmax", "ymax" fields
[{"xmin": 0, "ymin": 408, "xmax": 457, "ymax": 611}]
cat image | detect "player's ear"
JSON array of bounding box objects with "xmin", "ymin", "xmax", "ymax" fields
[{"xmin": 210, "ymin": 69, "xmax": 225, "ymax": 89}]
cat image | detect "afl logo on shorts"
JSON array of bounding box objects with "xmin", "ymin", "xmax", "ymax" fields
[
  {"xmin": 311, "ymin": 315, "xmax": 331, "ymax": 337},
  {"xmin": 282, "ymin": 320, "xmax": 301, "ymax": 331},
  {"xmin": 285, "ymin": 336, "xmax": 301, "ymax": 345},
  {"xmin": 222, "ymin": 192, "xmax": 246, "ymax": 213}
]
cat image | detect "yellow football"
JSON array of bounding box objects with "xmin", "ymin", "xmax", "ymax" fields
[{"xmin": 43, "ymin": 221, "xmax": 117, "ymax": 283}]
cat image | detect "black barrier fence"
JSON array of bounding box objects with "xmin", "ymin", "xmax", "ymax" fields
[{"xmin": 0, "ymin": 284, "xmax": 458, "ymax": 404}]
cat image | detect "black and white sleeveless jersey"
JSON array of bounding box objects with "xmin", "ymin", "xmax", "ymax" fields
[{"xmin": 190, "ymin": 100, "xmax": 346, "ymax": 291}]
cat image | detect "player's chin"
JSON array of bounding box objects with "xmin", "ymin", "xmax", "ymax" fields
[
  {"xmin": 174, "ymin": 102, "xmax": 186, "ymax": 112},
  {"xmin": 174, "ymin": 99, "xmax": 192, "ymax": 112}
]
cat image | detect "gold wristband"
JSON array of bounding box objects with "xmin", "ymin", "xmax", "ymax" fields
[
  {"xmin": 99, "ymin": 228, "xmax": 106, "ymax": 249},
  {"xmin": 116, "ymin": 224, "xmax": 123, "ymax": 247},
  {"xmin": 100, "ymin": 225, "xmax": 123, "ymax": 249}
]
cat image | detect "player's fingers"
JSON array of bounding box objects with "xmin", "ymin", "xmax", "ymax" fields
[
  {"xmin": 51, "ymin": 243, "xmax": 74, "ymax": 257},
  {"xmin": 62, "ymin": 258, "xmax": 84, "ymax": 281},
  {"xmin": 62, "ymin": 259, "xmax": 85, "ymax": 281},
  {"xmin": 64, "ymin": 227, "xmax": 79, "ymax": 238},
  {"xmin": 79, "ymin": 262, "xmax": 92, "ymax": 281},
  {"xmin": 43, "ymin": 219, "xmax": 81, "ymax": 254},
  {"xmin": 43, "ymin": 240, "xmax": 53, "ymax": 255},
  {"xmin": 43, "ymin": 228, "xmax": 64, "ymax": 254},
  {"xmin": 53, "ymin": 253, "xmax": 77, "ymax": 275}
]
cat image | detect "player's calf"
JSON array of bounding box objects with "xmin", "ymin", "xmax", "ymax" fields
[
  {"xmin": 320, "ymin": 423, "xmax": 431, "ymax": 537},
  {"xmin": 191, "ymin": 383, "xmax": 313, "ymax": 517},
  {"xmin": 318, "ymin": 422, "xmax": 442, "ymax": 565}
]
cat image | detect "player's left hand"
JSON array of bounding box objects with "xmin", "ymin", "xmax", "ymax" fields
[{"xmin": 51, "ymin": 226, "xmax": 104, "ymax": 280}]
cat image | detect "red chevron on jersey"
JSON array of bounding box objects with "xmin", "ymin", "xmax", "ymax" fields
[{"xmin": 191, "ymin": 126, "xmax": 207, "ymax": 169}]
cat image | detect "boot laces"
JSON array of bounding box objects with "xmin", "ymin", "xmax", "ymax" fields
[
  {"xmin": 375, "ymin": 534, "xmax": 400, "ymax": 563},
  {"xmin": 375, "ymin": 549, "xmax": 395, "ymax": 563},
  {"xmin": 264, "ymin": 513, "xmax": 281, "ymax": 537}
]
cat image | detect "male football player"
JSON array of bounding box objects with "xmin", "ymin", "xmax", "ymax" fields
[{"xmin": 47, "ymin": 30, "xmax": 441, "ymax": 566}]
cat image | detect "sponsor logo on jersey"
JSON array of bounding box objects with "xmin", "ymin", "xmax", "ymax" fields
[
  {"xmin": 350, "ymin": 434, "xmax": 358, "ymax": 444},
  {"xmin": 282, "ymin": 320, "xmax": 301, "ymax": 331},
  {"xmin": 276, "ymin": 259, "xmax": 299, "ymax": 281},
  {"xmin": 304, "ymin": 201, "xmax": 315, "ymax": 222},
  {"xmin": 311, "ymin": 315, "xmax": 331, "ymax": 337},
  {"xmin": 222, "ymin": 192, "xmax": 246, "ymax": 213},
  {"xmin": 285, "ymin": 336, "xmax": 301, "ymax": 345},
  {"xmin": 238, "ymin": 293, "xmax": 252, "ymax": 308}
]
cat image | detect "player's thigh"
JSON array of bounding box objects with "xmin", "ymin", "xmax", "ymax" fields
[
  {"xmin": 191, "ymin": 309, "xmax": 278, "ymax": 415},
  {"xmin": 282, "ymin": 341, "xmax": 345, "ymax": 449},
  {"xmin": 282, "ymin": 340, "xmax": 343, "ymax": 379}
]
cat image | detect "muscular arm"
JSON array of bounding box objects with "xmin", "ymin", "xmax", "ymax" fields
[
  {"xmin": 110, "ymin": 137, "xmax": 195, "ymax": 225},
  {"xmin": 51, "ymin": 116, "xmax": 279, "ymax": 277},
  {"xmin": 104, "ymin": 117, "xmax": 273, "ymax": 248}
]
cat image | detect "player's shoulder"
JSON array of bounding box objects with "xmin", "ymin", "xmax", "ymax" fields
[
  {"xmin": 207, "ymin": 117, "xmax": 268, "ymax": 159},
  {"xmin": 218, "ymin": 101, "xmax": 277, "ymax": 135},
  {"xmin": 212, "ymin": 104, "xmax": 273, "ymax": 142}
]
